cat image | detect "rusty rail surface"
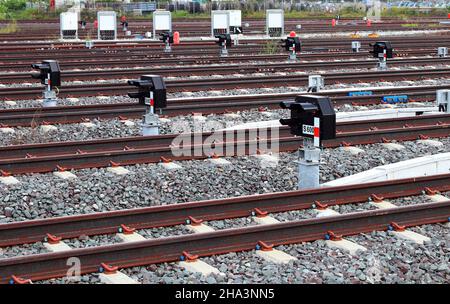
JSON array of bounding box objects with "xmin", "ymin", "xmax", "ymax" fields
[
  {"xmin": 0, "ymin": 85, "xmax": 445, "ymax": 127},
  {"xmin": 0, "ymin": 115, "xmax": 449, "ymax": 174},
  {"xmin": 0, "ymin": 200, "xmax": 448, "ymax": 283},
  {"xmin": 2, "ymin": 56, "xmax": 449, "ymax": 83},
  {"xmin": 0, "ymin": 68, "xmax": 448, "ymax": 101},
  {"xmin": 0, "ymin": 173, "xmax": 448, "ymax": 248}
]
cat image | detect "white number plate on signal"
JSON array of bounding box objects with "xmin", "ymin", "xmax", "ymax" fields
[{"xmin": 302, "ymin": 124, "xmax": 314, "ymax": 136}]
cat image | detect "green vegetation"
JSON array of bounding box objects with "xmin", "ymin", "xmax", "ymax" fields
[
  {"xmin": 0, "ymin": 0, "xmax": 63, "ymax": 20},
  {"xmin": 0, "ymin": 1, "xmax": 448, "ymax": 21},
  {"xmin": 0, "ymin": 20, "xmax": 17, "ymax": 33},
  {"xmin": 381, "ymin": 7, "xmax": 449, "ymax": 19},
  {"xmin": 236, "ymin": 6, "xmax": 449, "ymax": 20},
  {"xmin": 401, "ymin": 23, "xmax": 419, "ymax": 28},
  {"xmin": 262, "ymin": 39, "xmax": 278, "ymax": 55}
]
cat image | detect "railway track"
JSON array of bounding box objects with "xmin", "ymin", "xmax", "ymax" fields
[
  {"xmin": 2, "ymin": 56, "xmax": 449, "ymax": 83},
  {"xmin": 1, "ymin": 172, "xmax": 448, "ymax": 247},
  {"xmin": 0, "ymin": 114, "xmax": 449, "ymax": 174},
  {"xmin": 0, "ymin": 36, "xmax": 448, "ymax": 55},
  {"xmin": 0, "ymin": 181, "xmax": 448, "ymax": 283},
  {"xmin": 0, "ymin": 85, "xmax": 446, "ymax": 127},
  {"xmin": 1, "ymin": 68, "xmax": 449, "ymax": 101},
  {"xmin": 0, "ymin": 49, "xmax": 438, "ymax": 72}
]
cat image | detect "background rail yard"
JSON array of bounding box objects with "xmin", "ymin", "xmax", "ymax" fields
[{"xmin": 0, "ymin": 0, "xmax": 448, "ymax": 288}]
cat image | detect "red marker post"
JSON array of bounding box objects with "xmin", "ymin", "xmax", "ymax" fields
[
  {"xmin": 331, "ymin": 19, "xmax": 336, "ymax": 27},
  {"xmin": 173, "ymin": 31, "xmax": 180, "ymax": 45},
  {"xmin": 367, "ymin": 19, "xmax": 372, "ymax": 27}
]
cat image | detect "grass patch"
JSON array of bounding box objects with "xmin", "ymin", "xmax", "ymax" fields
[
  {"xmin": 0, "ymin": 21, "xmax": 17, "ymax": 33},
  {"xmin": 401, "ymin": 23, "xmax": 419, "ymax": 28},
  {"xmin": 262, "ymin": 39, "xmax": 278, "ymax": 55}
]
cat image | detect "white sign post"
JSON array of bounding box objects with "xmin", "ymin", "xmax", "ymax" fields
[
  {"xmin": 97, "ymin": 11, "xmax": 117, "ymax": 40},
  {"xmin": 266, "ymin": 9, "xmax": 284, "ymax": 37},
  {"xmin": 60, "ymin": 12, "xmax": 78, "ymax": 40},
  {"xmin": 153, "ymin": 10, "xmax": 172, "ymax": 39},
  {"xmin": 211, "ymin": 10, "xmax": 229, "ymax": 36}
]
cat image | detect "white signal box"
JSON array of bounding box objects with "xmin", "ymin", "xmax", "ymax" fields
[
  {"xmin": 437, "ymin": 89, "xmax": 450, "ymax": 113},
  {"xmin": 153, "ymin": 10, "xmax": 172, "ymax": 39},
  {"xmin": 228, "ymin": 10, "xmax": 242, "ymax": 34},
  {"xmin": 98, "ymin": 11, "xmax": 117, "ymax": 40},
  {"xmin": 266, "ymin": 9, "xmax": 284, "ymax": 37},
  {"xmin": 60, "ymin": 12, "xmax": 78, "ymax": 40},
  {"xmin": 211, "ymin": 10, "xmax": 229, "ymax": 36}
]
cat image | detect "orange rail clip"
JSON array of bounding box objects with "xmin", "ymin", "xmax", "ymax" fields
[
  {"xmin": 110, "ymin": 161, "xmax": 120, "ymax": 167},
  {"xmin": 327, "ymin": 230, "xmax": 343, "ymax": 241},
  {"xmin": 56, "ymin": 165, "xmax": 66, "ymax": 172},
  {"xmin": 314, "ymin": 201, "xmax": 328, "ymax": 210},
  {"xmin": 10, "ymin": 275, "xmax": 32, "ymax": 284},
  {"xmin": 390, "ymin": 222, "xmax": 406, "ymax": 232},
  {"xmin": 46, "ymin": 233, "xmax": 62, "ymax": 244},
  {"xmin": 100, "ymin": 263, "xmax": 118, "ymax": 275},
  {"xmin": 187, "ymin": 216, "xmax": 203, "ymax": 226},
  {"xmin": 253, "ymin": 208, "xmax": 268, "ymax": 218},
  {"xmin": 370, "ymin": 194, "xmax": 384, "ymax": 203},
  {"xmin": 182, "ymin": 251, "xmax": 199, "ymax": 262},
  {"xmin": 160, "ymin": 156, "xmax": 172, "ymax": 163},
  {"xmin": 257, "ymin": 241, "xmax": 274, "ymax": 251},
  {"xmin": 424, "ymin": 187, "xmax": 437, "ymax": 196},
  {"xmin": 0, "ymin": 170, "xmax": 11, "ymax": 177},
  {"xmin": 120, "ymin": 224, "xmax": 135, "ymax": 235}
]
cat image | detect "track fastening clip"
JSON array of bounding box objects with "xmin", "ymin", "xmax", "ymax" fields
[
  {"xmin": 388, "ymin": 222, "xmax": 406, "ymax": 232},
  {"xmin": 325, "ymin": 230, "xmax": 343, "ymax": 241},
  {"xmin": 181, "ymin": 251, "xmax": 199, "ymax": 262},
  {"xmin": 256, "ymin": 241, "xmax": 273, "ymax": 251},
  {"xmin": 186, "ymin": 216, "xmax": 203, "ymax": 226},
  {"xmin": 99, "ymin": 263, "xmax": 118, "ymax": 275},
  {"xmin": 45, "ymin": 233, "xmax": 62, "ymax": 244},
  {"xmin": 119, "ymin": 224, "xmax": 135, "ymax": 235}
]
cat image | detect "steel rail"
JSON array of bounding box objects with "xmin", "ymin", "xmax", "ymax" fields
[
  {"xmin": 0, "ymin": 46, "xmax": 439, "ymax": 67},
  {"xmin": 0, "ymin": 86, "xmax": 444, "ymax": 127},
  {"xmin": 0, "ymin": 118, "xmax": 449, "ymax": 174},
  {"xmin": 0, "ymin": 173, "xmax": 448, "ymax": 247},
  {"xmin": 2, "ymin": 57, "xmax": 449, "ymax": 83},
  {"xmin": 2, "ymin": 23, "xmax": 447, "ymax": 40},
  {"xmin": 0, "ymin": 201, "xmax": 448, "ymax": 283},
  {"xmin": 1, "ymin": 26, "xmax": 448, "ymax": 42},
  {"xmin": 1, "ymin": 68, "xmax": 448, "ymax": 101},
  {"xmin": 1, "ymin": 114, "xmax": 448, "ymax": 159},
  {"xmin": 0, "ymin": 49, "xmax": 437, "ymax": 71}
]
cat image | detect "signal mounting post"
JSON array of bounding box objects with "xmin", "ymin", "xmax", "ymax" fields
[{"xmin": 280, "ymin": 95, "xmax": 336, "ymax": 190}]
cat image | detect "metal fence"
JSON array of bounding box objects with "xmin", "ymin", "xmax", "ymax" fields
[{"xmin": 84, "ymin": 1, "xmax": 157, "ymax": 13}]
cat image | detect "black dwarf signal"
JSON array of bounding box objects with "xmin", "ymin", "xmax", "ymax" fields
[
  {"xmin": 159, "ymin": 32, "xmax": 174, "ymax": 44},
  {"xmin": 31, "ymin": 60, "xmax": 61, "ymax": 89},
  {"xmin": 127, "ymin": 75, "xmax": 167, "ymax": 108},
  {"xmin": 215, "ymin": 33, "xmax": 232, "ymax": 48},
  {"xmin": 369, "ymin": 41, "xmax": 393, "ymax": 59},
  {"xmin": 279, "ymin": 95, "xmax": 336, "ymax": 145},
  {"xmin": 282, "ymin": 36, "xmax": 301, "ymax": 52}
]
